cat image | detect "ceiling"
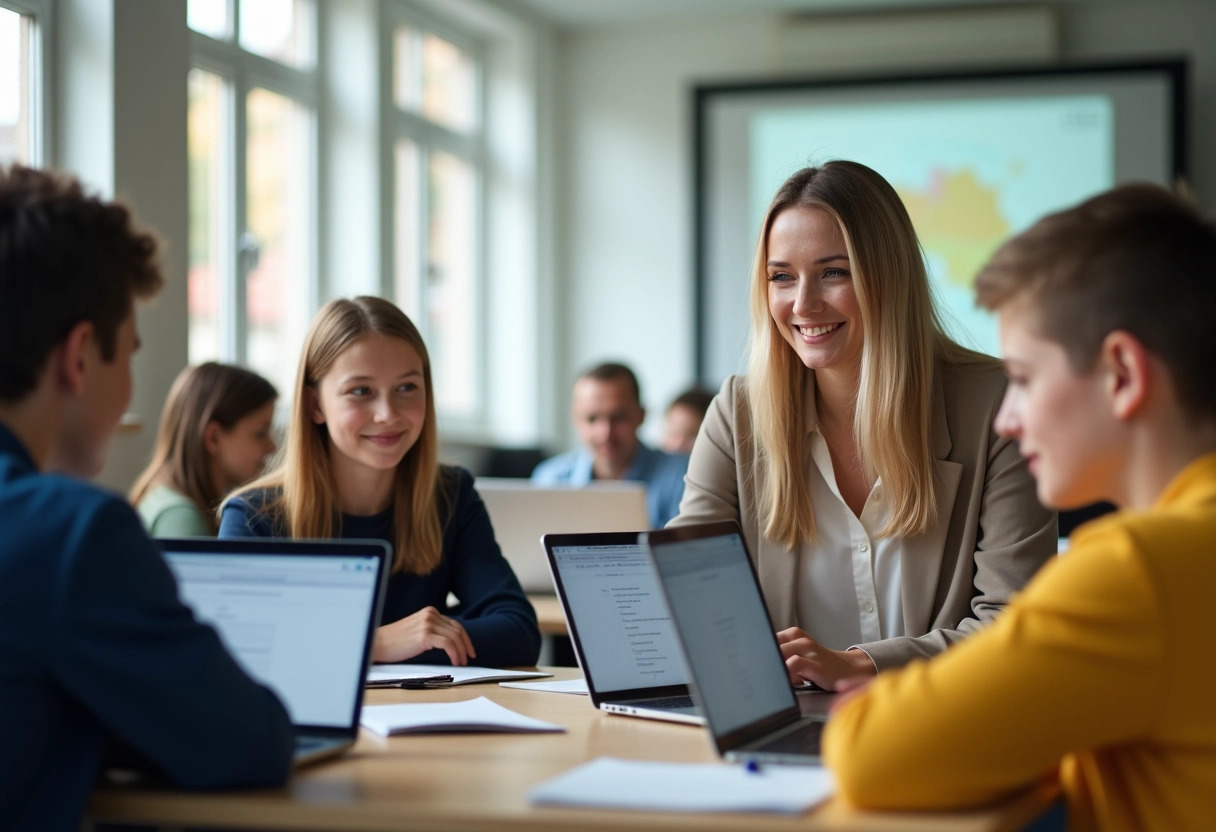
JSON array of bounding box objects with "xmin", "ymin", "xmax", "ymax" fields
[{"xmin": 508, "ymin": 0, "xmax": 1033, "ymax": 28}]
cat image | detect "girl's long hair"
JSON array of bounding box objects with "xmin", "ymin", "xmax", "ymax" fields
[
  {"xmin": 131, "ymin": 362, "xmax": 277, "ymax": 534},
  {"xmin": 231, "ymin": 296, "xmax": 449, "ymax": 574},
  {"xmin": 747, "ymin": 161, "xmax": 991, "ymax": 548}
]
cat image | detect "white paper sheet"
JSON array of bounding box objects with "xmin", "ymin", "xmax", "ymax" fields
[
  {"xmin": 366, "ymin": 663, "xmax": 552, "ymax": 685},
  {"xmin": 530, "ymin": 757, "xmax": 834, "ymax": 814},
  {"xmin": 360, "ymin": 696, "xmax": 565, "ymax": 736},
  {"xmin": 499, "ymin": 678, "xmax": 588, "ymax": 695}
]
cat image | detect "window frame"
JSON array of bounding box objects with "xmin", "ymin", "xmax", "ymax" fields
[
  {"xmin": 380, "ymin": 0, "xmax": 490, "ymax": 431},
  {"xmin": 188, "ymin": 0, "xmax": 321, "ymax": 370},
  {"xmin": 1, "ymin": 0, "xmax": 53, "ymax": 166}
]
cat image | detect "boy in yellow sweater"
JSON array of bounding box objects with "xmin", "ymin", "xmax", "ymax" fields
[{"xmin": 822, "ymin": 183, "xmax": 1216, "ymax": 832}]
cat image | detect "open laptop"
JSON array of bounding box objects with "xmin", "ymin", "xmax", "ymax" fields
[
  {"xmin": 476, "ymin": 478, "xmax": 649, "ymax": 593},
  {"xmin": 542, "ymin": 531, "xmax": 703, "ymax": 726},
  {"xmin": 159, "ymin": 537, "xmax": 390, "ymax": 766},
  {"xmin": 642, "ymin": 521, "xmax": 827, "ymax": 763}
]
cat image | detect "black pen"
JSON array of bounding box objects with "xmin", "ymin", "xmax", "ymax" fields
[{"xmin": 366, "ymin": 674, "xmax": 454, "ymax": 689}]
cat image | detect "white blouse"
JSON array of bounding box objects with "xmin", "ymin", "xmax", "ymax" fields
[{"xmin": 795, "ymin": 430, "xmax": 905, "ymax": 653}]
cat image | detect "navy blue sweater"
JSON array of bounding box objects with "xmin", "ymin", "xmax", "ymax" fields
[{"xmin": 219, "ymin": 466, "xmax": 541, "ymax": 667}]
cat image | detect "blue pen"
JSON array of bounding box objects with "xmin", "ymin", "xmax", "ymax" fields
[{"xmin": 744, "ymin": 759, "xmax": 762, "ymax": 774}]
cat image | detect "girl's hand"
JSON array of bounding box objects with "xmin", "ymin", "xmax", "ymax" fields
[
  {"xmin": 373, "ymin": 606, "xmax": 477, "ymax": 665},
  {"xmin": 776, "ymin": 627, "xmax": 877, "ymax": 691}
]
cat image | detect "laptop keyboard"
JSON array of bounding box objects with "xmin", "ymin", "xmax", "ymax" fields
[{"xmin": 638, "ymin": 695, "xmax": 696, "ymax": 710}]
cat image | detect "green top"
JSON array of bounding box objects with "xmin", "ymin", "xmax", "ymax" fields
[{"xmin": 136, "ymin": 485, "xmax": 213, "ymax": 537}]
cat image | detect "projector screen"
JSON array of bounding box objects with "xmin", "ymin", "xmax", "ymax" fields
[{"xmin": 694, "ymin": 60, "xmax": 1187, "ymax": 383}]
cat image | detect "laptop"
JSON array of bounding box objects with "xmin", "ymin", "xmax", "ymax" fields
[
  {"xmin": 476, "ymin": 478, "xmax": 649, "ymax": 593},
  {"xmin": 642, "ymin": 521, "xmax": 827, "ymax": 763},
  {"xmin": 159, "ymin": 537, "xmax": 390, "ymax": 766},
  {"xmin": 542, "ymin": 531, "xmax": 703, "ymax": 726}
]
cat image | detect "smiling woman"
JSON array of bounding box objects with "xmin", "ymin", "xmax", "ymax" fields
[
  {"xmin": 670, "ymin": 160, "xmax": 1057, "ymax": 690},
  {"xmin": 219, "ymin": 296, "xmax": 541, "ymax": 670}
]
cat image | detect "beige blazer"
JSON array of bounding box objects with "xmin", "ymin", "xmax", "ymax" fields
[{"xmin": 671, "ymin": 360, "xmax": 1057, "ymax": 671}]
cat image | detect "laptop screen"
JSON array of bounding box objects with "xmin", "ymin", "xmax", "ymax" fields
[
  {"xmin": 163, "ymin": 546, "xmax": 383, "ymax": 729},
  {"xmin": 548, "ymin": 540, "xmax": 689, "ymax": 693},
  {"xmin": 646, "ymin": 526, "xmax": 797, "ymax": 736}
]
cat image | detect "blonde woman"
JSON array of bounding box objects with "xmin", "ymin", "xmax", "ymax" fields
[
  {"xmin": 131, "ymin": 362, "xmax": 277, "ymax": 536},
  {"xmin": 672, "ymin": 161, "xmax": 1056, "ymax": 690},
  {"xmin": 220, "ymin": 297, "xmax": 540, "ymax": 667}
]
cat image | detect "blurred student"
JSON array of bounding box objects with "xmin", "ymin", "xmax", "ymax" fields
[
  {"xmin": 670, "ymin": 161, "xmax": 1055, "ymax": 690},
  {"xmin": 661, "ymin": 387, "xmax": 714, "ymax": 456},
  {"xmin": 131, "ymin": 361, "xmax": 277, "ymax": 536},
  {"xmin": 532, "ymin": 361, "xmax": 688, "ymax": 527},
  {"xmin": 0, "ymin": 165, "xmax": 292, "ymax": 830},
  {"xmin": 220, "ymin": 296, "xmax": 540, "ymax": 668},
  {"xmin": 825, "ymin": 184, "xmax": 1216, "ymax": 831}
]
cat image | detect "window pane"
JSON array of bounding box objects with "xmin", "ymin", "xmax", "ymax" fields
[
  {"xmin": 240, "ymin": 0, "xmax": 313, "ymax": 69},
  {"xmin": 187, "ymin": 68, "xmax": 229, "ymax": 365},
  {"xmin": 393, "ymin": 139, "xmax": 421, "ymax": 321},
  {"xmin": 187, "ymin": 0, "xmax": 229, "ymax": 39},
  {"xmin": 427, "ymin": 151, "xmax": 477, "ymax": 415},
  {"xmin": 421, "ymin": 34, "xmax": 476, "ymax": 132},
  {"xmin": 0, "ymin": 8, "xmax": 31, "ymax": 164},
  {"xmin": 392, "ymin": 25, "xmax": 418, "ymax": 112},
  {"xmin": 245, "ymin": 87, "xmax": 312, "ymax": 399}
]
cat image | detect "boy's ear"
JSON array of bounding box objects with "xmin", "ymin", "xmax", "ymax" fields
[
  {"xmin": 1100, "ymin": 330, "xmax": 1151, "ymax": 421},
  {"xmin": 55, "ymin": 321, "xmax": 95, "ymax": 396},
  {"xmin": 203, "ymin": 420, "xmax": 222, "ymax": 456}
]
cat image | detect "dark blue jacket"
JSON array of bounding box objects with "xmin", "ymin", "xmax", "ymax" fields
[
  {"xmin": 220, "ymin": 466, "xmax": 541, "ymax": 667},
  {"xmin": 0, "ymin": 423, "xmax": 294, "ymax": 831}
]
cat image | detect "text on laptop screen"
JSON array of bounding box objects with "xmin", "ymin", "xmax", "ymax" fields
[
  {"xmin": 651, "ymin": 533, "xmax": 794, "ymax": 734},
  {"xmin": 551, "ymin": 543, "xmax": 688, "ymax": 692},
  {"xmin": 165, "ymin": 552, "xmax": 378, "ymax": 727}
]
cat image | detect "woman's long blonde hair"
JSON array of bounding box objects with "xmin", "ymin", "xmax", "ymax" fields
[
  {"xmin": 231, "ymin": 296, "xmax": 449, "ymax": 574},
  {"xmin": 131, "ymin": 362, "xmax": 277, "ymax": 534},
  {"xmin": 748, "ymin": 161, "xmax": 989, "ymax": 548}
]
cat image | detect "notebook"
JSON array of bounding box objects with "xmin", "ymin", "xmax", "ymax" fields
[
  {"xmin": 542, "ymin": 531, "xmax": 703, "ymax": 726},
  {"xmin": 476, "ymin": 478, "xmax": 649, "ymax": 593},
  {"xmin": 159, "ymin": 536, "xmax": 389, "ymax": 767},
  {"xmin": 642, "ymin": 521, "xmax": 827, "ymax": 763}
]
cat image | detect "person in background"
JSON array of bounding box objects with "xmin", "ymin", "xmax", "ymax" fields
[
  {"xmin": 661, "ymin": 387, "xmax": 714, "ymax": 456},
  {"xmin": 671, "ymin": 161, "xmax": 1056, "ymax": 690},
  {"xmin": 0, "ymin": 165, "xmax": 292, "ymax": 831},
  {"xmin": 532, "ymin": 361, "xmax": 689, "ymax": 527},
  {"xmin": 220, "ymin": 296, "xmax": 540, "ymax": 668},
  {"xmin": 131, "ymin": 362, "xmax": 277, "ymax": 536},
  {"xmin": 825, "ymin": 184, "xmax": 1216, "ymax": 832}
]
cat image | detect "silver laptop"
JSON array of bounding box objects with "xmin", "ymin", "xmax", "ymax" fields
[
  {"xmin": 642, "ymin": 521, "xmax": 827, "ymax": 763},
  {"xmin": 159, "ymin": 537, "xmax": 390, "ymax": 766},
  {"xmin": 476, "ymin": 478, "xmax": 649, "ymax": 593},
  {"xmin": 542, "ymin": 531, "xmax": 703, "ymax": 726}
]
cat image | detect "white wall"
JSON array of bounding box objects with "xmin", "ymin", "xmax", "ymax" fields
[{"xmin": 551, "ymin": 0, "xmax": 1216, "ymax": 449}]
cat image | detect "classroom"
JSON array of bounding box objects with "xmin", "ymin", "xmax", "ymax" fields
[{"xmin": 1, "ymin": 1, "xmax": 1215, "ymax": 830}]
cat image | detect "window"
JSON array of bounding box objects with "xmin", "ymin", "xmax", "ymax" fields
[
  {"xmin": 387, "ymin": 6, "xmax": 485, "ymax": 423},
  {"xmin": 0, "ymin": 0, "xmax": 48, "ymax": 165},
  {"xmin": 188, "ymin": 0, "xmax": 317, "ymax": 399}
]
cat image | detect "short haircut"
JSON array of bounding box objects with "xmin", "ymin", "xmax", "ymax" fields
[
  {"xmin": 0, "ymin": 165, "xmax": 163, "ymax": 402},
  {"xmin": 578, "ymin": 362, "xmax": 641, "ymax": 405},
  {"xmin": 668, "ymin": 387, "xmax": 713, "ymax": 417},
  {"xmin": 975, "ymin": 183, "xmax": 1216, "ymax": 422}
]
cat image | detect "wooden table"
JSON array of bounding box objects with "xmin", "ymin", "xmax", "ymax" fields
[
  {"xmin": 88, "ymin": 667, "xmax": 1056, "ymax": 832},
  {"xmin": 529, "ymin": 594, "xmax": 568, "ymax": 636}
]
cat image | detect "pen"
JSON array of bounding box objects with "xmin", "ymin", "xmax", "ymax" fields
[
  {"xmin": 744, "ymin": 759, "xmax": 762, "ymax": 775},
  {"xmin": 366, "ymin": 674, "xmax": 454, "ymax": 689}
]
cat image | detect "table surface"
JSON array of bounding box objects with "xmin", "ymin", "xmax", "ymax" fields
[{"xmin": 88, "ymin": 666, "xmax": 1055, "ymax": 832}]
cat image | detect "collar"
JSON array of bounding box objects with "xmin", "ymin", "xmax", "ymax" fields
[{"xmin": 0, "ymin": 420, "xmax": 37, "ymax": 473}]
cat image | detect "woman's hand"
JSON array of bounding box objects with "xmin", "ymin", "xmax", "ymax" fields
[
  {"xmin": 373, "ymin": 606, "xmax": 477, "ymax": 665},
  {"xmin": 776, "ymin": 627, "xmax": 877, "ymax": 691}
]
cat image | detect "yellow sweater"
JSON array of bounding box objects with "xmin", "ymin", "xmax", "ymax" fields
[{"xmin": 824, "ymin": 452, "xmax": 1216, "ymax": 832}]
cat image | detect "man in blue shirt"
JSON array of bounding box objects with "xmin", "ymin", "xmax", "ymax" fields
[
  {"xmin": 0, "ymin": 165, "xmax": 294, "ymax": 830},
  {"xmin": 532, "ymin": 362, "xmax": 688, "ymax": 527}
]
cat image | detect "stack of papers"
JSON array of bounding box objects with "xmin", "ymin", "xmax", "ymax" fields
[
  {"xmin": 366, "ymin": 663, "xmax": 552, "ymax": 686},
  {"xmin": 360, "ymin": 696, "xmax": 566, "ymax": 736},
  {"xmin": 530, "ymin": 757, "xmax": 834, "ymax": 814},
  {"xmin": 499, "ymin": 678, "xmax": 589, "ymax": 695}
]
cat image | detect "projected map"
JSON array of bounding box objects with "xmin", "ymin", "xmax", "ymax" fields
[{"xmin": 750, "ymin": 95, "xmax": 1114, "ymax": 356}]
